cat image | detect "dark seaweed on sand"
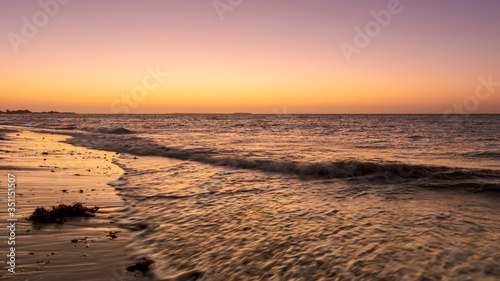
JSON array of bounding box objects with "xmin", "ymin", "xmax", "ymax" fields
[{"xmin": 27, "ymin": 203, "xmax": 99, "ymax": 223}]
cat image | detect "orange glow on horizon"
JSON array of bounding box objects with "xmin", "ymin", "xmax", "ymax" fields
[{"xmin": 1, "ymin": 1, "xmax": 499, "ymax": 113}]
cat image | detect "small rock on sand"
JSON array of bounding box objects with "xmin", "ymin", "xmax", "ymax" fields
[{"xmin": 126, "ymin": 258, "xmax": 155, "ymax": 272}]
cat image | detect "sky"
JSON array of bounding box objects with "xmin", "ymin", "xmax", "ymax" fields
[{"xmin": 1, "ymin": 0, "xmax": 499, "ymax": 114}]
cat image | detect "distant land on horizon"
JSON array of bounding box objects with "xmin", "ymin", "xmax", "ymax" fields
[
  {"xmin": 0, "ymin": 110, "xmax": 76, "ymax": 114},
  {"xmin": 1, "ymin": 110, "xmax": 500, "ymax": 115}
]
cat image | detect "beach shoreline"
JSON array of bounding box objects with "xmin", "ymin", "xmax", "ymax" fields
[
  {"xmin": 1, "ymin": 118, "xmax": 500, "ymax": 280},
  {"xmin": 0, "ymin": 126, "xmax": 149, "ymax": 280}
]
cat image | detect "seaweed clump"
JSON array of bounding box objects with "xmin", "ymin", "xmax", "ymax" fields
[{"xmin": 27, "ymin": 203, "xmax": 99, "ymax": 223}]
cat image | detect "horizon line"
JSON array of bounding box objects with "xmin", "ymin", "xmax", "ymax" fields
[{"xmin": 2, "ymin": 111, "xmax": 500, "ymax": 115}]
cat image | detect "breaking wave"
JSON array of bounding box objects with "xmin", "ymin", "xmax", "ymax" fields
[
  {"xmin": 63, "ymin": 132, "xmax": 500, "ymax": 189},
  {"xmin": 81, "ymin": 127, "xmax": 134, "ymax": 134}
]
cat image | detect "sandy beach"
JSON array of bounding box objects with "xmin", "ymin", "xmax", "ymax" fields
[{"xmin": 0, "ymin": 127, "xmax": 150, "ymax": 281}]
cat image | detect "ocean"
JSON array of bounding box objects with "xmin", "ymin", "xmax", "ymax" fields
[{"xmin": 2, "ymin": 114, "xmax": 500, "ymax": 280}]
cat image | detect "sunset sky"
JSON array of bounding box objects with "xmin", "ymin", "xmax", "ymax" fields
[{"xmin": 1, "ymin": 0, "xmax": 499, "ymax": 113}]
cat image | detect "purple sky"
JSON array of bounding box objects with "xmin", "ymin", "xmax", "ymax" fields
[{"xmin": 1, "ymin": 0, "xmax": 499, "ymax": 113}]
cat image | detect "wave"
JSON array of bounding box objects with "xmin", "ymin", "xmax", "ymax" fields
[
  {"xmin": 81, "ymin": 127, "xmax": 133, "ymax": 134},
  {"xmin": 354, "ymin": 145, "xmax": 388, "ymax": 149},
  {"xmin": 421, "ymin": 182, "xmax": 500, "ymax": 192},
  {"xmin": 64, "ymin": 133, "xmax": 500, "ymax": 185},
  {"xmin": 462, "ymin": 151, "xmax": 500, "ymax": 160}
]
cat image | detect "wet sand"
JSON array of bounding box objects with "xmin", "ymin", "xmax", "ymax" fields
[{"xmin": 0, "ymin": 127, "xmax": 149, "ymax": 280}]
